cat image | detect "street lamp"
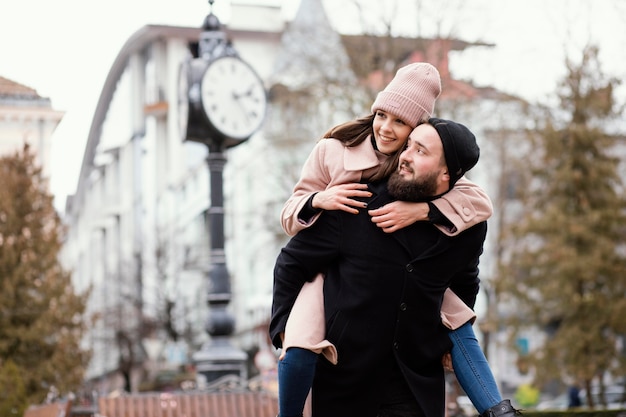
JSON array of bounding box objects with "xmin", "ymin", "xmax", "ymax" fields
[{"xmin": 177, "ymin": 0, "xmax": 268, "ymax": 387}]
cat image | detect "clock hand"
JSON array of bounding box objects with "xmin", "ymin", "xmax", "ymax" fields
[
  {"xmin": 233, "ymin": 83, "xmax": 256, "ymax": 99},
  {"xmin": 232, "ymin": 86, "xmax": 257, "ymax": 111},
  {"xmin": 232, "ymin": 93, "xmax": 252, "ymax": 123}
]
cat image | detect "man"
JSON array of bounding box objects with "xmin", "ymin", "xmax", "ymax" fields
[{"xmin": 270, "ymin": 118, "xmax": 488, "ymax": 417}]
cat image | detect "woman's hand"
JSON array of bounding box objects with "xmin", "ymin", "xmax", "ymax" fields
[
  {"xmin": 368, "ymin": 201, "xmax": 429, "ymax": 233},
  {"xmin": 312, "ymin": 183, "xmax": 371, "ymax": 214}
]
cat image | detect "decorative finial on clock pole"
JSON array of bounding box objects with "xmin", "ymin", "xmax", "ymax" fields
[{"xmin": 199, "ymin": 0, "xmax": 227, "ymax": 60}]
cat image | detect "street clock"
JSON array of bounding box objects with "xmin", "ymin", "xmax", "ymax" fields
[{"xmin": 200, "ymin": 55, "xmax": 267, "ymax": 144}]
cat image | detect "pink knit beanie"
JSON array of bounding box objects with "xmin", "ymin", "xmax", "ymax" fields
[{"xmin": 371, "ymin": 63, "xmax": 442, "ymax": 128}]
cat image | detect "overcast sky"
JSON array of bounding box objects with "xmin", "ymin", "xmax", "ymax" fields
[{"xmin": 1, "ymin": 0, "xmax": 625, "ymax": 208}]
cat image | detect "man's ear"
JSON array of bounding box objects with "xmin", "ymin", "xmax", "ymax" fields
[{"xmin": 439, "ymin": 169, "xmax": 451, "ymax": 192}]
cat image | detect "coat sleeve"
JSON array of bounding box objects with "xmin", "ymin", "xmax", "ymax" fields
[
  {"xmin": 280, "ymin": 141, "xmax": 334, "ymax": 237},
  {"xmin": 270, "ymin": 213, "xmax": 341, "ymax": 348},
  {"xmin": 431, "ymin": 176, "xmax": 493, "ymax": 237},
  {"xmin": 446, "ymin": 223, "xmax": 487, "ymax": 310}
]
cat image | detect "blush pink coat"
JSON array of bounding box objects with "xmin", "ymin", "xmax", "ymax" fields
[{"xmin": 280, "ymin": 137, "xmax": 493, "ymax": 364}]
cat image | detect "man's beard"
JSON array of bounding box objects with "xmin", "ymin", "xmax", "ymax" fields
[{"xmin": 387, "ymin": 170, "xmax": 439, "ymax": 202}]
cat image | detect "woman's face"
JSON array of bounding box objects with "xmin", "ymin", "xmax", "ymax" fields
[{"xmin": 372, "ymin": 110, "xmax": 413, "ymax": 155}]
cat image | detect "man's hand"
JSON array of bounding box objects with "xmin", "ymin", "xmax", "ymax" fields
[
  {"xmin": 442, "ymin": 352, "xmax": 454, "ymax": 371},
  {"xmin": 312, "ymin": 183, "xmax": 371, "ymax": 214},
  {"xmin": 368, "ymin": 201, "xmax": 429, "ymax": 233}
]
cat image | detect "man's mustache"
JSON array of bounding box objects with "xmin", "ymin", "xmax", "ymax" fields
[{"xmin": 399, "ymin": 161, "xmax": 412, "ymax": 173}]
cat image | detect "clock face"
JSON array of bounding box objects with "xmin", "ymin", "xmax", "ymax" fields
[
  {"xmin": 177, "ymin": 58, "xmax": 191, "ymax": 141},
  {"xmin": 200, "ymin": 56, "xmax": 267, "ymax": 142}
]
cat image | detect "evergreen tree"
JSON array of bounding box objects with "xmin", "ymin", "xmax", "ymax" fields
[
  {"xmin": 0, "ymin": 360, "xmax": 26, "ymax": 416},
  {"xmin": 497, "ymin": 45, "xmax": 626, "ymax": 407},
  {"xmin": 0, "ymin": 145, "xmax": 90, "ymax": 414}
]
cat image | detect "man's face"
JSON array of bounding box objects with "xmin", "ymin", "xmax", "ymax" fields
[{"xmin": 388, "ymin": 124, "xmax": 449, "ymax": 200}]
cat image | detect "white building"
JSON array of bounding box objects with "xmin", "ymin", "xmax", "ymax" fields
[{"xmin": 0, "ymin": 76, "xmax": 63, "ymax": 180}]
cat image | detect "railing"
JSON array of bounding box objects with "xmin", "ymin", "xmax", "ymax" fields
[
  {"xmin": 23, "ymin": 401, "xmax": 71, "ymax": 417},
  {"xmin": 24, "ymin": 375, "xmax": 285, "ymax": 417},
  {"xmin": 98, "ymin": 391, "xmax": 278, "ymax": 417}
]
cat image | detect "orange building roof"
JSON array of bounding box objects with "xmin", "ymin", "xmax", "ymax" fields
[{"xmin": 0, "ymin": 76, "xmax": 41, "ymax": 99}]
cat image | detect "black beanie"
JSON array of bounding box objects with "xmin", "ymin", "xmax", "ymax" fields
[{"xmin": 428, "ymin": 117, "xmax": 480, "ymax": 187}]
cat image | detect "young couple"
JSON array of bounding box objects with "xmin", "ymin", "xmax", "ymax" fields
[{"xmin": 270, "ymin": 62, "xmax": 519, "ymax": 417}]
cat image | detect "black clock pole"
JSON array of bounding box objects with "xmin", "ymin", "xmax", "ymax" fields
[
  {"xmin": 190, "ymin": 0, "xmax": 248, "ymax": 387},
  {"xmin": 192, "ymin": 145, "xmax": 249, "ymax": 387}
]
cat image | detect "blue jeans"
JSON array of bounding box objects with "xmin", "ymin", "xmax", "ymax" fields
[
  {"xmin": 278, "ymin": 347, "xmax": 317, "ymax": 417},
  {"xmin": 449, "ymin": 322, "xmax": 502, "ymax": 414}
]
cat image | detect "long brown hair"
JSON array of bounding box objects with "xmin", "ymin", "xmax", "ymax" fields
[{"xmin": 322, "ymin": 113, "xmax": 403, "ymax": 182}]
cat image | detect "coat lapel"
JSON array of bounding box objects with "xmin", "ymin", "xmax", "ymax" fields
[
  {"xmin": 366, "ymin": 180, "xmax": 452, "ymax": 264},
  {"xmin": 344, "ymin": 137, "xmax": 380, "ymax": 172}
]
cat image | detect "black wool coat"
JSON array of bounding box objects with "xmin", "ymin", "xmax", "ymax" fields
[{"xmin": 270, "ymin": 180, "xmax": 487, "ymax": 417}]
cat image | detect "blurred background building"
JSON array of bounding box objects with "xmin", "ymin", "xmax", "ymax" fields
[{"xmin": 0, "ymin": 76, "xmax": 64, "ymax": 181}]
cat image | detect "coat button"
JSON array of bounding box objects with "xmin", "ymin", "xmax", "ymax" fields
[
  {"xmin": 405, "ymin": 264, "xmax": 414, "ymax": 272},
  {"xmin": 399, "ymin": 303, "xmax": 407, "ymax": 311},
  {"xmin": 393, "ymin": 342, "xmax": 399, "ymax": 350}
]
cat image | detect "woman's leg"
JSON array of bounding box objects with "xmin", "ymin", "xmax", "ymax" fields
[
  {"xmin": 449, "ymin": 322, "xmax": 502, "ymax": 414},
  {"xmin": 278, "ymin": 347, "xmax": 318, "ymax": 417}
]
